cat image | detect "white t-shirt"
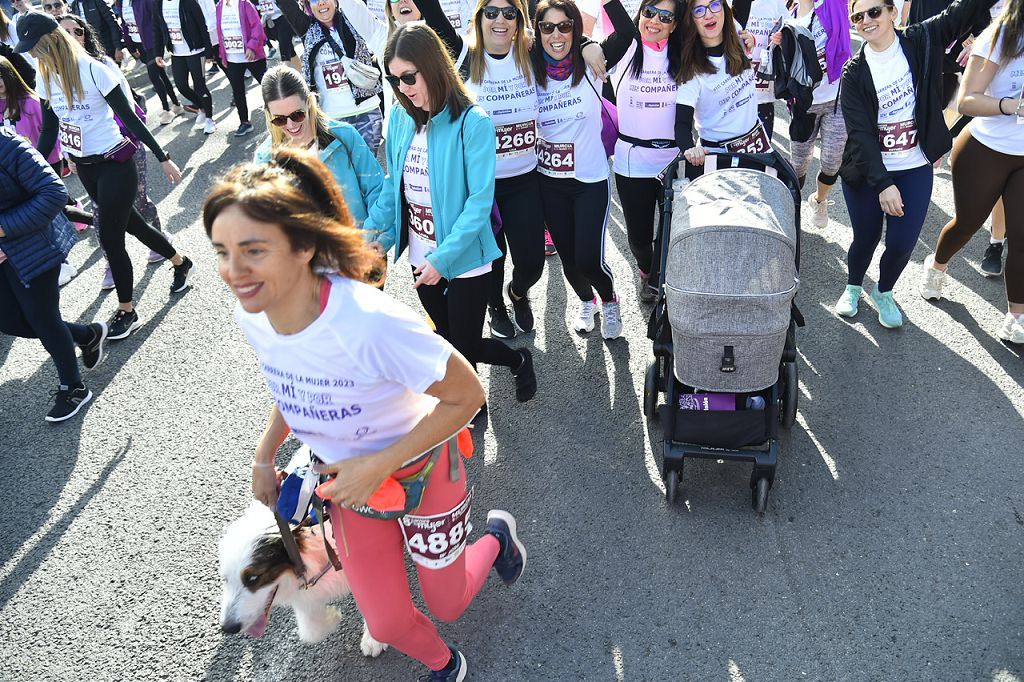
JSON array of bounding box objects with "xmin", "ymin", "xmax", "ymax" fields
[
  {"xmin": 100, "ymin": 55, "xmax": 134, "ymax": 101},
  {"xmin": 221, "ymin": 2, "xmax": 247, "ymax": 63},
  {"xmin": 440, "ymin": 0, "xmax": 473, "ymax": 33},
  {"xmin": 746, "ymin": 0, "xmax": 789, "ymax": 104},
  {"xmin": 536, "ymin": 70, "xmax": 609, "ymax": 183},
  {"xmin": 124, "ymin": 1, "xmax": 143, "ymax": 43},
  {"xmin": 865, "ymin": 35, "xmax": 928, "ymax": 171},
  {"xmin": 402, "ymin": 130, "xmax": 491, "ymax": 278},
  {"xmin": 197, "ymin": 0, "xmax": 220, "ymax": 45},
  {"xmin": 313, "ymin": 26, "xmax": 382, "ymax": 119},
  {"xmin": 256, "ymin": 0, "xmax": 282, "ymax": 21},
  {"xmin": 790, "ymin": 1, "xmax": 839, "ymax": 105},
  {"xmin": 44, "ymin": 56, "xmax": 126, "ymax": 157},
  {"xmin": 610, "ymin": 40, "xmax": 679, "ymax": 178},
  {"xmin": 465, "ymin": 52, "xmax": 539, "ymax": 179},
  {"xmin": 365, "ymin": 0, "xmax": 386, "ymax": 21},
  {"xmin": 675, "ymin": 55, "xmax": 760, "ymax": 143},
  {"xmin": 968, "ymin": 24, "xmax": 1024, "ymax": 156},
  {"xmin": 235, "ymin": 275, "xmax": 453, "ymax": 464},
  {"xmin": 164, "ymin": 0, "xmax": 204, "ymax": 56}
]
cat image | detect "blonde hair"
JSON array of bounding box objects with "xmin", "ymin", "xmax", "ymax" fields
[
  {"xmin": 260, "ymin": 64, "xmax": 334, "ymax": 149},
  {"xmin": 33, "ymin": 27, "xmax": 85, "ymax": 107},
  {"xmin": 467, "ymin": 0, "xmax": 533, "ymax": 87}
]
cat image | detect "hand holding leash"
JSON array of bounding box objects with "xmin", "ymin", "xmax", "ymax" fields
[{"xmin": 252, "ymin": 462, "xmax": 284, "ymax": 509}]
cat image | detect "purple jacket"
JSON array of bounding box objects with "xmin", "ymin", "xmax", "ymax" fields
[
  {"xmin": 119, "ymin": 0, "xmax": 156, "ymax": 54},
  {"xmin": 215, "ymin": 0, "xmax": 266, "ymax": 63}
]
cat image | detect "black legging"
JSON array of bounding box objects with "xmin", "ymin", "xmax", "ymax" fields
[
  {"xmin": 0, "ymin": 261, "xmax": 93, "ymax": 388},
  {"xmin": 758, "ymin": 102, "xmax": 776, "ymax": 140},
  {"xmin": 170, "ymin": 52, "xmax": 213, "ymax": 117},
  {"xmin": 539, "ymin": 176, "xmax": 615, "ymax": 302},
  {"xmin": 415, "ymin": 270, "xmax": 522, "ymax": 370},
  {"xmin": 76, "ymin": 158, "xmax": 176, "ymax": 304},
  {"xmin": 146, "ymin": 61, "xmax": 180, "ymax": 111},
  {"xmin": 614, "ymin": 173, "xmax": 662, "ymax": 284},
  {"xmin": 269, "ymin": 18, "xmax": 297, "ymax": 60},
  {"xmin": 224, "ymin": 59, "xmax": 268, "ymax": 124},
  {"xmin": 487, "ymin": 169, "xmax": 546, "ymax": 308}
]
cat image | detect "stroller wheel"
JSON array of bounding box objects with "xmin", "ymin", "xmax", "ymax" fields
[
  {"xmin": 752, "ymin": 477, "xmax": 770, "ymax": 514},
  {"xmin": 665, "ymin": 469, "xmax": 679, "ymax": 505},
  {"xmin": 780, "ymin": 362, "xmax": 798, "ymax": 428},
  {"xmin": 644, "ymin": 360, "xmax": 659, "ymax": 418}
]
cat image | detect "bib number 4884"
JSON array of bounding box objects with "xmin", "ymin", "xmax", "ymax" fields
[{"xmin": 400, "ymin": 489, "xmax": 473, "ymax": 570}]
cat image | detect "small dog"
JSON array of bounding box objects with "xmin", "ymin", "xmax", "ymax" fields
[{"xmin": 218, "ymin": 501, "xmax": 387, "ymax": 656}]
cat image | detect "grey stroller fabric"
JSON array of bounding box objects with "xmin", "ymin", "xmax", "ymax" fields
[{"xmin": 665, "ymin": 169, "xmax": 798, "ymax": 393}]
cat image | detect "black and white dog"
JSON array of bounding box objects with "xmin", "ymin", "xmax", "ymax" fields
[{"xmin": 218, "ymin": 501, "xmax": 387, "ymax": 656}]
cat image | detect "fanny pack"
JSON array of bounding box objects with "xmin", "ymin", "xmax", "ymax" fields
[
  {"xmin": 341, "ymin": 56, "xmax": 381, "ymax": 91},
  {"xmin": 276, "ymin": 446, "xmax": 325, "ymax": 525}
]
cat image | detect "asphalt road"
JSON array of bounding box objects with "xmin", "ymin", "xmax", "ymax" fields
[{"xmin": 0, "ymin": 58, "xmax": 1022, "ymax": 682}]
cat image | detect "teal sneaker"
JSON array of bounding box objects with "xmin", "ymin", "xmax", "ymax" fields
[
  {"xmin": 870, "ymin": 288, "xmax": 904, "ymax": 328},
  {"xmin": 834, "ymin": 285, "xmax": 862, "ymax": 317}
]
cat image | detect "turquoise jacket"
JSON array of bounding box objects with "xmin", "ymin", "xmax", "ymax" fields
[
  {"xmin": 363, "ymin": 104, "xmax": 501, "ymax": 280},
  {"xmin": 255, "ymin": 119, "xmax": 384, "ymax": 227}
]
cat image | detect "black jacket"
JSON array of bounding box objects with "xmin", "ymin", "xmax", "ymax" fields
[
  {"xmin": 71, "ymin": 0, "xmax": 124, "ymax": 56},
  {"xmin": 839, "ymin": 0, "xmax": 999, "ymax": 192},
  {"xmin": 152, "ymin": 0, "xmax": 214, "ymax": 57}
]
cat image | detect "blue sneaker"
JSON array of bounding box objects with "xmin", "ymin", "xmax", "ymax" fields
[
  {"xmin": 418, "ymin": 647, "xmax": 467, "ymax": 681},
  {"xmin": 870, "ymin": 288, "xmax": 904, "ymax": 328},
  {"xmin": 486, "ymin": 510, "xmax": 527, "ymax": 586}
]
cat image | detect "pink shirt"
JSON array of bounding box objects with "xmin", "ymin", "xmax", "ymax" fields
[{"xmin": 0, "ymin": 96, "xmax": 63, "ymax": 165}]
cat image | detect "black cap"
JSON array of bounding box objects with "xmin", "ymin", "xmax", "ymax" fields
[{"xmin": 14, "ymin": 12, "xmax": 59, "ymax": 53}]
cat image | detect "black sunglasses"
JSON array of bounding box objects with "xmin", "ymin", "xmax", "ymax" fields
[
  {"xmin": 43, "ymin": 2, "xmax": 64, "ymax": 9},
  {"xmin": 270, "ymin": 109, "xmax": 307, "ymax": 126},
  {"xmin": 690, "ymin": 0, "xmax": 723, "ymax": 18},
  {"xmin": 482, "ymin": 5, "xmax": 519, "ymax": 20},
  {"xmin": 68, "ymin": 26, "xmax": 85, "ymax": 36},
  {"xmin": 385, "ymin": 71, "xmax": 419, "ymax": 87},
  {"xmin": 641, "ymin": 5, "xmax": 675, "ymax": 23},
  {"xmin": 538, "ymin": 19, "xmax": 574, "ymax": 34},
  {"xmin": 850, "ymin": 4, "xmax": 886, "ymax": 23}
]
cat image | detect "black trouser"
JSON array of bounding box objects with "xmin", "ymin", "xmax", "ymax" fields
[
  {"xmin": 487, "ymin": 170, "xmax": 546, "ymax": 309},
  {"xmin": 146, "ymin": 61, "xmax": 180, "ymax": 111},
  {"xmin": 758, "ymin": 102, "xmax": 775, "ymax": 140},
  {"xmin": 170, "ymin": 52, "xmax": 212, "ymax": 117},
  {"xmin": 415, "ymin": 269, "xmax": 521, "ymax": 370},
  {"xmin": 269, "ymin": 18, "xmax": 296, "ymax": 60},
  {"xmin": 539, "ymin": 175, "xmax": 615, "ymax": 302},
  {"xmin": 614, "ymin": 173, "xmax": 663, "ymax": 286},
  {"xmin": 224, "ymin": 58, "xmax": 268, "ymax": 124},
  {"xmin": 0, "ymin": 261, "xmax": 92, "ymax": 387},
  {"xmin": 76, "ymin": 157, "xmax": 176, "ymax": 304}
]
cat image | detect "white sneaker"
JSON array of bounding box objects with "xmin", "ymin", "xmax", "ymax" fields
[
  {"xmin": 171, "ymin": 104, "xmax": 185, "ymax": 116},
  {"xmin": 192, "ymin": 112, "xmax": 208, "ymax": 131},
  {"xmin": 58, "ymin": 261, "xmax": 78, "ymax": 286},
  {"xmin": 997, "ymin": 313, "xmax": 1024, "ymax": 344},
  {"xmin": 572, "ymin": 297, "xmax": 598, "ymax": 333},
  {"xmin": 203, "ymin": 118, "xmax": 217, "ymax": 135},
  {"xmin": 808, "ymin": 195, "xmax": 831, "ymax": 228},
  {"xmin": 601, "ymin": 298, "xmax": 622, "ymax": 339},
  {"xmin": 919, "ymin": 254, "xmax": 947, "ymax": 300},
  {"xmin": 158, "ymin": 109, "xmax": 174, "ymax": 125}
]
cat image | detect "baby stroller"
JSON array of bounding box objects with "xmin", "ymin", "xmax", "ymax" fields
[{"xmin": 643, "ymin": 150, "xmax": 804, "ymax": 514}]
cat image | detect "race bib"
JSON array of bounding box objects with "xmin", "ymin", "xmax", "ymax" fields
[
  {"xmin": 126, "ymin": 19, "xmax": 141, "ymax": 43},
  {"xmin": 400, "ymin": 489, "xmax": 473, "ymax": 569},
  {"xmin": 447, "ymin": 13, "xmax": 462, "ymax": 28},
  {"xmin": 536, "ymin": 138, "xmax": 575, "ymax": 178},
  {"xmin": 816, "ymin": 49, "xmax": 827, "ymax": 75},
  {"xmin": 723, "ymin": 122, "xmax": 771, "ymax": 154},
  {"xmin": 258, "ymin": 0, "xmax": 275, "ymax": 13},
  {"xmin": 495, "ymin": 121, "xmax": 536, "ymax": 158},
  {"xmin": 321, "ymin": 61, "xmax": 348, "ymax": 91},
  {"xmin": 169, "ymin": 27, "xmax": 185, "ymax": 45},
  {"xmin": 59, "ymin": 120, "xmax": 83, "ymax": 156},
  {"xmin": 408, "ymin": 202, "xmax": 436, "ymax": 245},
  {"xmin": 878, "ymin": 120, "xmax": 918, "ymax": 158},
  {"xmin": 223, "ymin": 35, "xmax": 244, "ymax": 53},
  {"xmin": 752, "ymin": 61, "xmax": 770, "ymax": 92}
]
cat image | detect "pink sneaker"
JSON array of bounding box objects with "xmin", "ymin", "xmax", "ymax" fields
[{"xmin": 544, "ymin": 229, "xmax": 556, "ymax": 257}]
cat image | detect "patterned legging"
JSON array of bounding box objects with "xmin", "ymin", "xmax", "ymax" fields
[{"xmin": 790, "ymin": 99, "xmax": 847, "ymax": 185}]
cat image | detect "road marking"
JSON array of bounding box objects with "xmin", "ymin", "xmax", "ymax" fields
[
  {"xmin": 612, "ymin": 644, "xmax": 625, "ymax": 681},
  {"xmin": 728, "ymin": 659, "xmax": 747, "ymax": 682},
  {"xmin": 797, "ymin": 412, "xmax": 839, "ymax": 480}
]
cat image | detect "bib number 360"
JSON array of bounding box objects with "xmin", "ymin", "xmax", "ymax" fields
[{"xmin": 400, "ymin": 488, "xmax": 473, "ymax": 569}]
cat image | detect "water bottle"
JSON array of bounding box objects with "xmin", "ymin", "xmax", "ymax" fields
[{"xmin": 745, "ymin": 396, "xmax": 766, "ymax": 410}]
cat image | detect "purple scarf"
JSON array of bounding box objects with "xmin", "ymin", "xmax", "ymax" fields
[
  {"xmin": 544, "ymin": 51, "xmax": 574, "ymax": 81},
  {"xmin": 816, "ymin": 0, "xmax": 852, "ymax": 83}
]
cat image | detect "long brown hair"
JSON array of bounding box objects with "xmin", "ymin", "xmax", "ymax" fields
[
  {"xmin": 32, "ymin": 24, "xmax": 86, "ymax": 106},
  {"xmin": 203, "ymin": 148, "xmax": 375, "ymax": 281},
  {"xmin": 0, "ymin": 8, "xmax": 12, "ymax": 43},
  {"xmin": 260, "ymin": 64, "xmax": 335, "ymax": 150},
  {"xmin": 467, "ymin": 0, "xmax": 533, "ymax": 86},
  {"xmin": 676, "ymin": 0, "xmax": 749, "ymax": 83},
  {"xmin": 530, "ymin": 0, "xmax": 587, "ymax": 88},
  {"xmin": 0, "ymin": 56, "xmax": 37, "ymax": 124},
  {"xmin": 990, "ymin": 0, "xmax": 1024, "ymax": 63},
  {"xmin": 384, "ymin": 23, "xmax": 473, "ymax": 128}
]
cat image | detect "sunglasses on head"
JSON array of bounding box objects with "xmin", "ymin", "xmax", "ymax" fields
[
  {"xmin": 538, "ymin": 19, "xmax": 574, "ymax": 34},
  {"xmin": 385, "ymin": 71, "xmax": 419, "ymax": 87},
  {"xmin": 850, "ymin": 4, "xmax": 886, "ymax": 23},
  {"xmin": 482, "ymin": 5, "xmax": 518, "ymax": 20},
  {"xmin": 641, "ymin": 5, "xmax": 675, "ymax": 23},
  {"xmin": 270, "ymin": 109, "xmax": 307, "ymax": 126},
  {"xmin": 690, "ymin": 0, "xmax": 723, "ymax": 18}
]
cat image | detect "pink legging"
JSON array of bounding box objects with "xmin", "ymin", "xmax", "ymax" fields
[{"xmin": 329, "ymin": 448, "xmax": 499, "ymax": 671}]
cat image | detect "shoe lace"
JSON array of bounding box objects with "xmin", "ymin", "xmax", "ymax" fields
[{"xmin": 603, "ymin": 301, "xmax": 621, "ymax": 326}]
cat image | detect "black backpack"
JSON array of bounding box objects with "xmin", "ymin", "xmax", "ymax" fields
[{"xmin": 764, "ymin": 22, "xmax": 823, "ymax": 143}]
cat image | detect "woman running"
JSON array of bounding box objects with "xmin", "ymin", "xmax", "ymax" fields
[
  {"xmin": 18, "ymin": 12, "xmax": 192, "ymax": 341},
  {"xmin": 365, "ymin": 24, "xmax": 538, "ymax": 401},
  {"xmin": 216, "ymin": 0, "xmax": 268, "ymax": 136},
  {"xmin": 205, "ymin": 146, "xmax": 527, "ymax": 682},
  {"xmin": 153, "ymin": 0, "xmax": 217, "ymax": 135},
  {"xmin": 274, "ymin": 0, "xmax": 388, "ymax": 150},
  {"xmin": 118, "ymin": 0, "xmax": 185, "ymax": 126},
  {"xmin": 0, "ymin": 128, "xmax": 106, "ymax": 423},
  {"xmin": 532, "ymin": 0, "xmax": 635, "ymax": 340},
  {"xmin": 919, "ymin": 0, "xmax": 1023, "ymax": 343},
  {"xmin": 838, "ymin": 0, "xmax": 996, "ymax": 328}
]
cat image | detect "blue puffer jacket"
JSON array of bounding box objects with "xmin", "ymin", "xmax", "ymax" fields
[{"xmin": 0, "ymin": 129, "xmax": 74, "ymax": 286}]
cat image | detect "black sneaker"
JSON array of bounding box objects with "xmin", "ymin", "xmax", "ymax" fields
[
  {"xmin": 170, "ymin": 256, "xmax": 193, "ymax": 293},
  {"xmin": 511, "ymin": 348, "xmax": 536, "ymax": 402},
  {"xmin": 417, "ymin": 647, "xmax": 467, "ymax": 681},
  {"xmin": 46, "ymin": 384, "xmax": 93, "ymax": 423},
  {"xmin": 485, "ymin": 510, "xmax": 527, "ymax": 586},
  {"xmin": 234, "ymin": 122, "xmax": 254, "ymax": 137},
  {"xmin": 488, "ymin": 305, "xmax": 516, "ymax": 339},
  {"xmin": 639, "ymin": 271, "xmax": 658, "ymax": 304},
  {"xmin": 107, "ymin": 309, "xmax": 141, "ymax": 340},
  {"xmin": 981, "ymin": 242, "xmax": 1004, "ymax": 277},
  {"xmin": 79, "ymin": 322, "xmax": 107, "ymax": 369},
  {"xmin": 507, "ymin": 283, "xmax": 534, "ymax": 333}
]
